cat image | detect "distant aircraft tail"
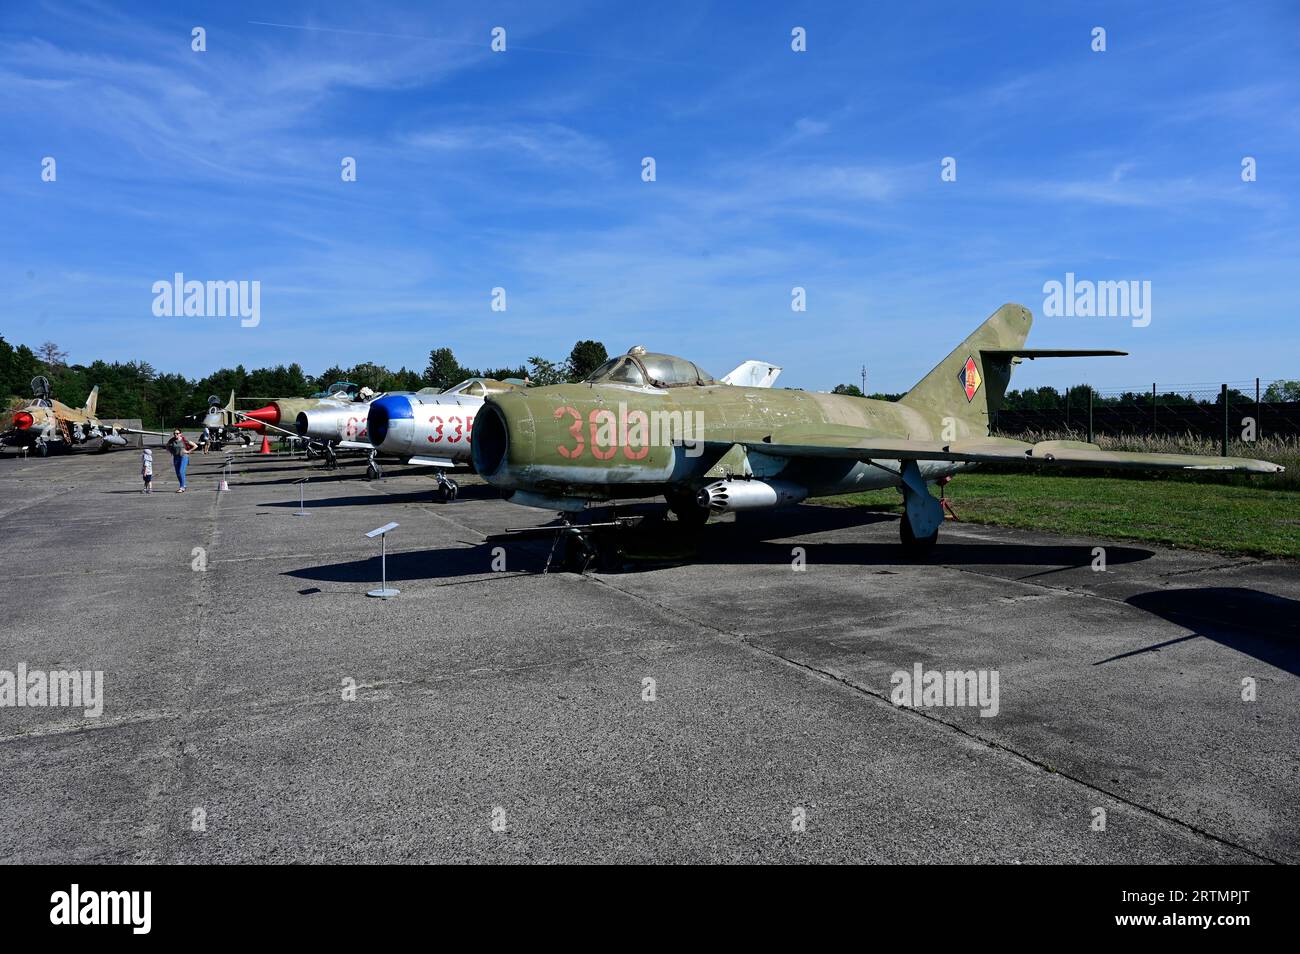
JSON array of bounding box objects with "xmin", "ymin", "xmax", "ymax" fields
[
  {"xmin": 83, "ymin": 386, "xmax": 99, "ymax": 418},
  {"xmin": 721, "ymin": 360, "xmax": 783, "ymax": 388},
  {"xmin": 899, "ymin": 304, "xmax": 1126, "ymax": 437}
]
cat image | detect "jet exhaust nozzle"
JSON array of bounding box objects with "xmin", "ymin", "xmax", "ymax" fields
[{"xmin": 697, "ymin": 479, "xmax": 807, "ymax": 513}]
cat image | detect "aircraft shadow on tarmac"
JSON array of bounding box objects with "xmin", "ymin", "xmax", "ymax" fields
[
  {"xmin": 1100, "ymin": 587, "xmax": 1300, "ymax": 677},
  {"xmin": 259, "ymin": 482, "xmax": 501, "ymax": 507},
  {"xmin": 284, "ymin": 505, "xmax": 1154, "ymax": 584}
]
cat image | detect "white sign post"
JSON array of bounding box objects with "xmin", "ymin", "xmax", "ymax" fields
[
  {"xmin": 365, "ymin": 522, "xmax": 400, "ymax": 598},
  {"xmin": 292, "ymin": 476, "xmax": 310, "ymax": 516}
]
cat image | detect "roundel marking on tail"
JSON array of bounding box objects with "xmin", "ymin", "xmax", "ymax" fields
[{"xmin": 958, "ymin": 355, "xmax": 982, "ymax": 402}]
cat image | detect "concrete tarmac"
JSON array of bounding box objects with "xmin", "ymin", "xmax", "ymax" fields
[{"xmin": 1, "ymin": 448, "xmax": 1296, "ymax": 863}]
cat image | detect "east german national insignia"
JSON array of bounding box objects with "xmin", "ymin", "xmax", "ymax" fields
[{"xmin": 957, "ymin": 355, "xmax": 982, "ymax": 402}]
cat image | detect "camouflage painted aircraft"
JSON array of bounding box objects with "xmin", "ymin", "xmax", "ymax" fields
[
  {"xmin": 362, "ymin": 362, "xmax": 781, "ymax": 499},
  {"xmin": 0, "ymin": 377, "xmax": 160, "ymax": 455},
  {"xmin": 471, "ymin": 304, "xmax": 1283, "ymax": 563}
]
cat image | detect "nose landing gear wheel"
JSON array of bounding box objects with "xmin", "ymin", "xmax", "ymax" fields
[{"xmin": 558, "ymin": 528, "xmax": 621, "ymax": 574}]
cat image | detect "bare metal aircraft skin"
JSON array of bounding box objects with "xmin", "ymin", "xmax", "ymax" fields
[
  {"xmin": 470, "ymin": 304, "xmax": 1282, "ymax": 552},
  {"xmin": 0, "ymin": 377, "xmax": 161, "ymax": 455}
]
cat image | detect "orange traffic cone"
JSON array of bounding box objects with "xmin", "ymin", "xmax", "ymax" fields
[{"xmin": 259, "ymin": 435, "xmax": 273, "ymax": 455}]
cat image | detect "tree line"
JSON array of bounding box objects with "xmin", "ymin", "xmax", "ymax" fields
[
  {"xmin": 1, "ymin": 334, "xmax": 611, "ymax": 428},
  {"xmin": 14, "ymin": 330, "xmax": 1288, "ymax": 428},
  {"xmin": 828, "ymin": 381, "xmax": 1300, "ymax": 407}
]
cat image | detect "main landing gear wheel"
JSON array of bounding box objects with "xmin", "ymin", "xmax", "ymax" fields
[
  {"xmin": 366, "ymin": 461, "xmax": 383, "ymax": 480},
  {"xmin": 666, "ymin": 490, "xmax": 710, "ymax": 528},
  {"xmin": 35, "ymin": 441, "xmax": 49, "ymax": 457},
  {"xmin": 434, "ymin": 476, "xmax": 459, "ymax": 502},
  {"xmin": 899, "ymin": 511, "xmax": 939, "ymax": 556}
]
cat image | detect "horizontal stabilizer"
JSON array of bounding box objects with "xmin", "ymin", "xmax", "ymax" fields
[{"xmin": 980, "ymin": 349, "xmax": 1127, "ymax": 359}]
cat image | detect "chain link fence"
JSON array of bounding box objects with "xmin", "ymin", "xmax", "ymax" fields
[{"xmin": 992, "ymin": 379, "xmax": 1300, "ymax": 444}]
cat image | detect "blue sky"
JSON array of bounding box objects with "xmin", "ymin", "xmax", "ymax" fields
[{"xmin": 2, "ymin": 1, "xmax": 1297, "ymax": 393}]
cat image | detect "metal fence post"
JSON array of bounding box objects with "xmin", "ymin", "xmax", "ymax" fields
[
  {"xmin": 1221, "ymin": 383, "xmax": 1229, "ymax": 457},
  {"xmin": 1256, "ymin": 377, "xmax": 1261, "ymax": 441},
  {"xmin": 1087, "ymin": 388, "xmax": 1094, "ymax": 444},
  {"xmin": 1152, "ymin": 383, "xmax": 1157, "ymax": 436}
]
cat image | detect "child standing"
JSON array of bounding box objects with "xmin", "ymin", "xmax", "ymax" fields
[{"xmin": 141, "ymin": 447, "xmax": 154, "ymax": 493}]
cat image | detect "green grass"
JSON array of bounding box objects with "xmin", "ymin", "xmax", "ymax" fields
[
  {"xmin": 992, "ymin": 430, "xmax": 1300, "ymax": 490},
  {"xmin": 812, "ymin": 472, "xmax": 1300, "ymax": 560}
]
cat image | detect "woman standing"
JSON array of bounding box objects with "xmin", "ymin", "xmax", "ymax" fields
[{"xmin": 166, "ymin": 429, "xmax": 198, "ymax": 492}]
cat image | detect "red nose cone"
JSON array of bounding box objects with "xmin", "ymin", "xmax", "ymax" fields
[
  {"xmin": 12, "ymin": 411, "xmax": 33, "ymax": 430},
  {"xmin": 242, "ymin": 404, "xmax": 281, "ymax": 425}
]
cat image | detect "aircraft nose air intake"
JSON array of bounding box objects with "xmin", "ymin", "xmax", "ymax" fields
[
  {"xmin": 471, "ymin": 393, "xmax": 535, "ymax": 484},
  {"xmin": 471, "ymin": 403, "xmax": 510, "ymax": 479},
  {"xmin": 367, "ymin": 394, "xmax": 413, "ymax": 447},
  {"xmin": 242, "ymin": 403, "xmax": 281, "ymax": 426},
  {"xmin": 13, "ymin": 412, "xmax": 34, "ymax": 430}
]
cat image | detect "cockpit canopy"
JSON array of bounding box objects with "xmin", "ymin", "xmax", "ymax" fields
[
  {"xmin": 313, "ymin": 381, "xmax": 362, "ymax": 400},
  {"xmin": 443, "ymin": 377, "xmax": 520, "ymax": 398},
  {"xmin": 584, "ymin": 348, "xmax": 715, "ymax": 388}
]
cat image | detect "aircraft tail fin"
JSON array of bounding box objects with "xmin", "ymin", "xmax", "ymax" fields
[
  {"xmin": 226, "ymin": 390, "xmax": 235, "ymax": 412},
  {"xmin": 721, "ymin": 360, "xmax": 782, "ymax": 388},
  {"xmin": 898, "ymin": 304, "xmax": 1033, "ymax": 434},
  {"xmin": 898, "ymin": 305, "xmax": 1131, "ymax": 437},
  {"xmin": 83, "ymin": 386, "xmax": 99, "ymax": 418}
]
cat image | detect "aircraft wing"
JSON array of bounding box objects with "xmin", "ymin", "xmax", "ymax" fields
[{"xmin": 734, "ymin": 432, "xmax": 1284, "ymax": 474}]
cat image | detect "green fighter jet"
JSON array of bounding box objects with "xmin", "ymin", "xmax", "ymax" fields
[{"xmin": 471, "ymin": 304, "xmax": 1283, "ymax": 563}]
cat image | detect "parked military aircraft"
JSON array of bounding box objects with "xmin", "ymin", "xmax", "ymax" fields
[
  {"xmin": 366, "ymin": 378, "xmax": 526, "ymax": 498},
  {"xmin": 471, "ymin": 304, "xmax": 1283, "ymax": 567},
  {"xmin": 0, "ymin": 377, "xmax": 159, "ymax": 456},
  {"xmin": 232, "ymin": 381, "xmax": 369, "ymax": 437},
  {"xmin": 365, "ymin": 362, "xmax": 784, "ymax": 499},
  {"xmin": 196, "ymin": 381, "xmax": 369, "ymax": 451}
]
